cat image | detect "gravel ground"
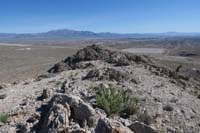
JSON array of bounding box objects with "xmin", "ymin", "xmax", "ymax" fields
[{"xmin": 0, "ymin": 44, "xmax": 78, "ymax": 83}]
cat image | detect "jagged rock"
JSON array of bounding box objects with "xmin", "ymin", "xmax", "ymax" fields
[
  {"xmin": 83, "ymin": 69, "xmax": 101, "ymax": 80},
  {"xmin": 126, "ymin": 54, "xmax": 151, "ymax": 63},
  {"xmin": 35, "ymin": 94, "xmax": 99, "ymax": 132},
  {"xmin": 75, "ymin": 44, "xmax": 110, "ymax": 61},
  {"xmin": 52, "ymin": 94, "xmax": 99, "ymax": 128},
  {"xmin": 104, "ymin": 68, "xmax": 130, "ymax": 82},
  {"xmin": 73, "ymin": 102, "xmax": 99, "ymax": 127},
  {"xmin": 48, "ymin": 45, "xmax": 151, "ymax": 73},
  {"xmin": 75, "ymin": 62, "xmax": 95, "ymax": 69},
  {"xmin": 95, "ymin": 118, "xmax": 112, "ymax": 133},
  {"xmin": 95, "ymin": 118, "xmax": 133, "ymax": 133},
  {"xmin": 128, "ymin": 122, "xmax": 158, "ymax": 133},
  {"xmin": 83, "ymin": 68, "xmax": 130, "ymax": 82},
  {"xmin": 48, "ymin": 45, "xmax": 111, "ymax": 73},
  {"xmin": 107, "ymin": 52, "xmax": 131, "ymax": 66},
  {"xmin": 119, "ymin": 118, "xmax": 131, "ymax": 127},
  {"xmin": 16, "ymin": 124, "xmax": 28, "ymax": 133},
  {"xmin": 41, "ymin": 88, "xmax": 53, "ymax": 99},
  {"xmin": 36, "ymin": 103, "xmax": 71, "ymax": 133},
  {"xmin": 115, "ymin": 57, "xmax": 130, "ymax": 66},
  {"xmin": 48, "ymin": 62, "xmax": 71, "ymax": 73}
]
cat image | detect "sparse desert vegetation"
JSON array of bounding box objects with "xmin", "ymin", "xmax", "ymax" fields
[
  {"xmin": 1, "ymin": 0, "xmax": 200, "ymax": 132},
  {"xmin": 96, "ymin": 85, "xmax": 138, "ymax": 116},
  {"xmin": 0, "ymin": 43, "xmax": 200, "ymax": 132}
]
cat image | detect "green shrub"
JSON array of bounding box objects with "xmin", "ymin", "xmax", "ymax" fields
[
  {"xmin": 96, "ymin": 85, "xmax": 138, "ymax": 116},
  {"xmin": 0, "ymin": 114, "xmax": 9, "ymax": 123},
  {"xmin": 122, "ymin": 96, "xmax": 139, "ymax": 116}
]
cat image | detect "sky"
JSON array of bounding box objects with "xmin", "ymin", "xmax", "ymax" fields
[{"xmin": 0, "ymin": 0, "xmax": 200, "ymax": 33}]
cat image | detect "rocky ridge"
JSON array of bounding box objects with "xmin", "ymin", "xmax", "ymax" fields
[{"xmin": 0, "ymin": 45, "xmax": 200, "ymax": 133}]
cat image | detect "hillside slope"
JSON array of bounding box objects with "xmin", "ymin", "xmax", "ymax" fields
[{"xmin": 0, "ymin": 45, "xmax": 200, "ymax": 133}]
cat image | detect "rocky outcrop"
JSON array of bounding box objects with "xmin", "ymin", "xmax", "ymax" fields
[
  {"xmin": 95, "ymin": 118, "xmax": 133, "ymax": 133},
  {"xmin": 148, "ymin": 64, "xmax": 191, "ymax": 88},
  {"xmin": 34, "ymin": 94, "xmax": 99, "ymax": 132},
  {"xmin": 1, "ymin": 45, "xmax": 200, "ymax": 133},
  {"xmin": 83, "ymin": 68, "xmax": 130, "ymax": 82},
  {"xmin": 48, "ymin": 45, "xmax": 151, "ymax": 73},
  {"xmin": 36, "ymin": 103, "xmax": 71, "ymax": 132},
  {"xmin": 95, "ymin": 118, "xmax": 113, "ymax": 133},
  {"xmin": 40, "ymin": 88, "xmax": 53, "ymax": 100}
]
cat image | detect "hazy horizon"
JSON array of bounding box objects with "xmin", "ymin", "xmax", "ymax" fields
[{"xmin": 1, "ymin": 29, "xmax": 200, "ymax": 34}]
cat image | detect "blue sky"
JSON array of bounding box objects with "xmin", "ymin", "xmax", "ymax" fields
[{"xmin": 0, "ymin": 0, "xmax": 200, "ymax": 33}]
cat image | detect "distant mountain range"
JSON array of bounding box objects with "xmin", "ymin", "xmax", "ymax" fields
[{"xmin": 0, "ymin": 29, "xmax": 200, "ymax": 44}]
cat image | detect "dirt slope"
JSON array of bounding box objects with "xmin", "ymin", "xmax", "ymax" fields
[{"xmin": 0, "ymin": 45, "xmax": 200, "ymax": 133}]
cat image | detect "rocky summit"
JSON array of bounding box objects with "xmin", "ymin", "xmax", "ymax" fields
[{"xmin": 0, "ymin": 45, "xmax": 200, "ymax": 133}]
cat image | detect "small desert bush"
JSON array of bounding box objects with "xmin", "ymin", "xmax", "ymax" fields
[
  {"xmin": 137, "ymin": 111, "xmax": 153, "ymax": 125},
  {"xmin": 0, "ymin": 114, "xmax": 9, "ymax": 123},
  {"xmin": 96, "ymin": 85, "xmax": 138, "ymax": 116}
]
